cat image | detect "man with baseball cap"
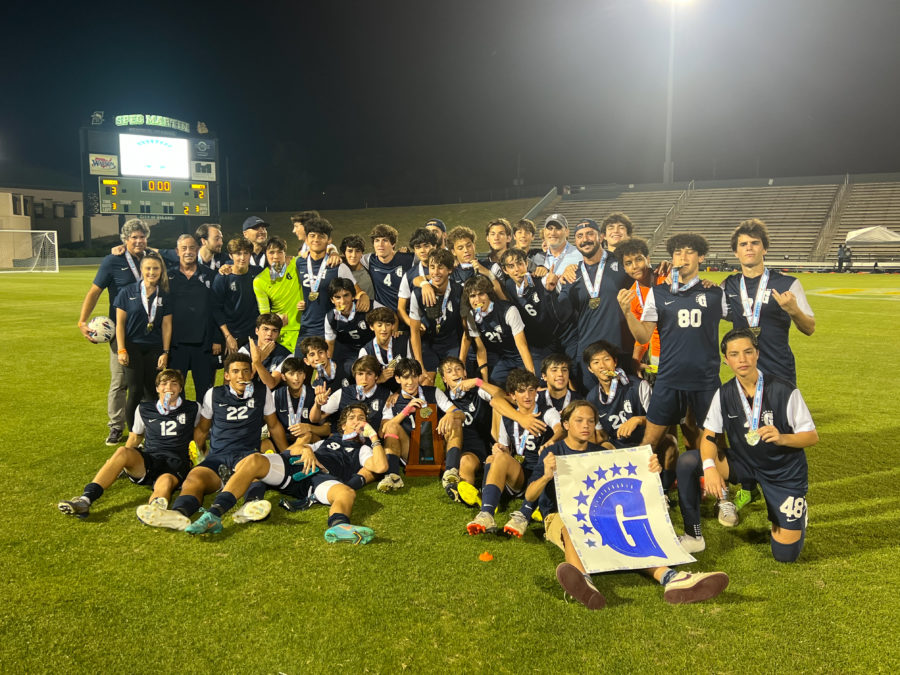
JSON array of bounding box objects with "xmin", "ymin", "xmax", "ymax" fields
[
  {"xmin": 242, "ymin": 216, "xmax": 269, "ymax": 269},
  {"xmin": 424, "ymin": 218, "xmax": 447, "ymax": 249}
]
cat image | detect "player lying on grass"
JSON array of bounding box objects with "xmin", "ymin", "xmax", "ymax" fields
[
  {"xmin": 527, "ymin": 400, "xmax": 729, "ymax": 610},
  {"xmin": 310, "ymin": 355, "xmax": 392, "ymax": 434},
  {"xmin": 135, "ymin": 353, "xmax": 290, "ymax": 530},
  {"xmin": 379, "ymin": 357, "xmax": 464, "ymax": 493},
  {"xmin": 675, "ymin": 328, "xmax": 818, "ymax": 560},
  {"xmin": 437, "ymin": 357, "xmax": 548, "ymax": 506},
  {"xmin": 466, "ymin": 369, "xmax": 563, "ymax": 538},
  {"xmin": 239, "ymin": 313, "xmax": 291, "ymax": 390},
  {"xmin": 59, "ymin": 369, "xmax": 200, "ymax": 519},
  {"xmin": 184, "ymin": 404, "xmax": 387, "ymax": 544}
]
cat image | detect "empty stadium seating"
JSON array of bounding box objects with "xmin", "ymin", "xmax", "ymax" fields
[{"xmin": 826, "ymin": 182, "xmax": 900, "ymax": 262}]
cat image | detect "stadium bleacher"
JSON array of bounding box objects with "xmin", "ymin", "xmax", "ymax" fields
[{"xmin": 826, "ymin": 182, "xmax": 900, "ymax": 262}]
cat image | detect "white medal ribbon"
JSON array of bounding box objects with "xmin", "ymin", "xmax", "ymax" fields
[
  {"xmin": 307, "ymin": 255, "xmax": 328, "ymax": 295},
  {"xmin": 473, "ymin": 301, "xmax": 494, "ymax": 324},
  {"xmin": 140, "ymin": 281, "xmax": 159, "ymax": 328},
  {"xmin": 544, "ymin": 389, "xmax": 571, "ymax": 409},
  {"xmin": 156, "ymin": 393, "xmax": 183, "ymax": 415},
  {"xmin": 739, "ymin": 269, "xmax": 769, "ymax": 328},
  {"xmin": 288, "ymin": 387, "xmax": 307, "ymax": 426},
  {"xmin": 545, "ymin": 243, "xmax": 571, "ymax": 274},
  {"xmin": 434, "ymin": 284, "xmax": 452, "ymax": 331},
  {"xmin": 515, "ymin": 273, "xmax": 533, "ymax": 298},
  {"xmin": 125, "ymin": 251, "xmax": 142, "ymax": 281},
  {"xmin": 229, "ymin": 382, "xmax": 254, "ymax": 399},
  {"xmin": 372, "ymin": 338, "xmax": 394, "ymax": 367},
  {"xmin": 269, "ymin": 263, "xmax": 287, "ymax": 282},
  {"xmin": 634, "ymin": 280, "xmax": 645, "ymax": 309},
  {"xmin": 400, "ymin": 386, "xmax": 425, "ymax": 429},
  {"xmin": 512, "ymin": 402, "xmax": 540, "ymax": 455},
  {"xmin": 597, "ymin": 368, "xmax": 628, "ymax": 405},
  {"xmin": 581, "ymin": 251, "xmax": 608, "ymax": 299},
  {"xmin": 335, "ymin": 303, "xmax": 357, "ymax": 324},
  {"xmin": 738, "ymin": 370, "xmax": 764, "ymax": 434},
  {"xmin": 671, "ymin": 269, "xmax": 700, "ymax": 294}
]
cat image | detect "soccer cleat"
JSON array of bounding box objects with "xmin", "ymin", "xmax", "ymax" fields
[
  {"xmin": 457, "ymin": 481, "xmax": 482, "ymax": 508},
  {"xmin": 734, "ymin": 487, "xmax": 761, "ymax": 511},
  {"xmin": 188, "ymin": 441, "xmax": 201, "ymax": 466},
  {"xmin": 324, "ymin": 523, "xmax": 375, "ymax": 545},
  {"xmin": 717, "ymin": 500, "xmax": 739, "ymax": 527},
  {"xmin": 58, "ymin": 496, "xmax": 91, "ymax": 519},
  {"xmin": 136, "ymin": 503, "xmax": 190, "ymax": 531},
  {"xmin": 185, "ymin": 510, "xmax": 223, "ymax": 535},
  {"xmin": 441, "ymin": 467, "xmax": 460, "ymax": 489},
  {"xmin": 232, "ymin": 499, "xmax": 272, "ymax": 524},
  {"xmin": 663, "ymin": 571, "xmax": 729, "ymax": 604},
  {"xmin": 532, "ymin": 507, "xmax": 543, "ymax": 523},
  {"xmin": 556, "ymin": 563, "xmax": 606, "ymax": 610},
  {"xmin": 678, "ymin": 533, "xmax": 706, "ymax": 553},
  {"xmin": 377, "ymin": 473, "xmax": 405, "ymax": 493},
  {"xmin": 502, "ymin": 510, "xmax": 529, "ymax": 538},
  {"xmin": 105, "ymin": 427, "xmax": 123, "ymax": 446},
  {"xmin": 148, "ymin": 497, "xmax": 168, "ymax": 511},
  {"xmin": 466, "ymin": 510, "xmax": 498, "ymax": 536}
]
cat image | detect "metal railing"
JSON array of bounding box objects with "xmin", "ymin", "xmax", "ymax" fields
[
  {"xmin": 650, "ymin": 179, "xmax": 694, "ymax": 248},
  {"xmin": 811, "ymin": 173, "xmax": 850, "ymax": 261},
  {"xmin": 522, "ymin": 186, "xmax": 559, "ymax": 221}
]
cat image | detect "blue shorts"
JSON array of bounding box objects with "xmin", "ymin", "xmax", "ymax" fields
[
  {"xmin": 728, "ymin": 457, "xmax": 808, "ymax": 531},
  {"xmin": 646, "ymin": 384, "xmax": 717, "ymax": 428},
  {"xmin": 461, "ymin": 427, "xmax": 490, "ymax": 462},
  {"xmin": 127, "ymin": 450, "xmax": 191, "ymax": 487},
  {"xmin": 197, "ymin": 452, "xmax": 256, "ymax": 484}
]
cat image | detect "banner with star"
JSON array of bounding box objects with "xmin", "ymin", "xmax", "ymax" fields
[{"xmin": 554, "ymin": 445, "xmax": 695, "ymax": 573}]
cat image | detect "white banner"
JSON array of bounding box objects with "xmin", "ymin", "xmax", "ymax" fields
[{"xmin": 554, "ymin": 444, "xmax": 694, "ymax": 573}]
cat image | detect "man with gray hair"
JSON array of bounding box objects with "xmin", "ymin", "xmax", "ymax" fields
[{"xmin": 78, "ymin": 218, "xmax": 152, "ymax": 445}]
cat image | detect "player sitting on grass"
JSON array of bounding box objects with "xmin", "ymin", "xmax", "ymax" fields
[
  {"xmin": 185, "ymin": 404, "xmax": 387, "ymax": 544},
  {"xmin": 379, "ymin": 358, "xmax": 464, "ymax": 493},
  {"xmin": 324, "ymin": 277, "xmax": 374, "ymax": 382},
  {"xmin": 239, "ymin": 313, "xmax": 292, "ymax": 390},
  {"xmin": 527, "ymin": 400, "xmax": 729, "ymax": 610},
  {"xmin": 358, "ymin": 306, "xmax": 411, "ymax": 387},
  {"xmin": 268, "ymin": 357, "xmax": 330, "ymax": 448},
  {"xmin": 59, "ymin": 369, "xmax": 199, "ymax": 519},
  {"xmin": 675, "ymin": 328, "xmax": 818, "ymax": 559},
  {"xmin": 299, "ymin": 336, "xmax": 344, "ymax": 390},
  {"xmin": 437, "ymin": 357, "xmax": 548, "ymax": 506},
  {"xmin": 135, "ymin": 353, "xmax": 290, "ymax": 530},
  {"xmin": 467, "ymin": 369, "xmax": 563, "ymax": 538},
  {"xmin": 310, "ymin": 355, "xmax": 392, "ymax": 434}
]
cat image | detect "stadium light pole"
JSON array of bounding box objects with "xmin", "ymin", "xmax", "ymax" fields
[{"xmin": 663, "ymin": 0, "xmax": 687, "ymax": 185}]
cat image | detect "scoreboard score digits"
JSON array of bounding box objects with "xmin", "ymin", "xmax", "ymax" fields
[{"xmin": 99, "ymin": 177, "xmax": 209, "ymax": 216}]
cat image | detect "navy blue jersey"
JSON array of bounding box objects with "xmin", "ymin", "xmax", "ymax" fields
[
  {"xmin": 312, "ymin": 434, "xmax": 374, "ymax": 484},
  {"xmin": 167, "ymin": 265, "xmax": 215, "ymax": 345},
  {"xmin": 93, "ymin": 252, "xmax": 144, "ymax": 320},
  {"xmin": 501, "ymin": 275, "xmax": 556, "ymax": 348},
  {"xmin": 550, "ymin": 254, "xmax": 631, "ymax": 357},
  {"xmin": 722, "ymin": 271, "xmax": 814, "ymax": 385},
  {"xmin": 364, "ymin": 251, "xmax": 415, "ymax": 310},
  {"xmin": 211, "ymin": 268, "xmax": 262, "ymax": 340},
  {"xmin": 250, "ymin": 250, "xmax": 268, "ymax": 270},
  {"xmin": 540, "ymin": 389, "xmax": 577, "ymax": 412},
  {"xmin": 642, "ymin": 282, "xmax": 725, "ymax": 391},
  {"xmin": 198, "ymin": 250, "xmax": 230, "ymax": 272},
  {"xmin": 397, "ymin": 261, "xmax": 428, "ymax": 305},
  {"xmin": 239, "ymin": 340, "xmax": 291, "ymax": 384},
  {"xmin": 132, "ymin": 399, "xmax": 199, "ymax": 464},
  {"xmin": 450, "ymin": 264, "xmax": 477, "ymax": 286},
  {"xmin": 587, "ymin": 375, "xmax": 651, "ymax": 448},
  {"xmin": 382, "ymin": 386, "xmax": 456, "ymax": 436},
  {"xmin": 477, "ymin": 254, "xmax": 506, "ymax": 283},
  {"xmin": 359, "ymin": 335, "xmax": 411, "ymax": 369},
  {"xmin": 705, "ymin": 374, "xmax": 814, "ymax": 489},
  {"xmin": 537, "ymin": 439, "xmax": 605, "ymax": 514},
  {"xmin": 296, "ymin": 256, "xmax": 356, "ymax": 340},
  {"xmin": 113, "ymin": 282, "xmax": 172, "ymax": 346},
  {"xmin": 309, "ymin": 360, "xmax": 344, "ymax": 390},
  {"xmin": 273, "ymin": 384, "xmax": 315, "ymax": 444},
  {"xmin": 201, "ymin": 384, "xmax": 273, "ymax": 464},
  {"xmin": 408, "ymin": 282, "xmax": 465, "ymax": 353},
  {"xmin": 321, "ymin": 384, "xmax": 392, "ymax": 432},
  {"xmin": 466, "ymin": 300, "xmax": 525, "ymax": 359},
  {"xmin": 497, "ymin": 399, "xmax": 561, "ymax": 456},
  {"xmin": 447, "ymin": 386, "xmax": 494, "ymax": 436},
  {"xmin": 324, "ymin": 306, "xmax": 374, "ymax": 352}
]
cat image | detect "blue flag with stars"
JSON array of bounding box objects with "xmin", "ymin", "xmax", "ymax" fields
[{"xmin": 554, "ymin": 445, "xmax": 695, "ymax": 573}]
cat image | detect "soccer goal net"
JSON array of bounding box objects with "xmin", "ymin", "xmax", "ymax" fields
[{"xmin": 0, "ymin": 230, "xmax": 59, "ymax": 273}]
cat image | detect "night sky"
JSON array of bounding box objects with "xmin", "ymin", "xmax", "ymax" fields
[{"xmin": 3, "ymin": 0, "xmax": 900, "ymax": 205}]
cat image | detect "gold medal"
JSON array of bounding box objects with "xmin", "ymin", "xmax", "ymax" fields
[
  {"xmin": 419, "ymin": 407, "xmax": 433, "ymax": 418},
  {"xmin": 589, "ymin": 297, "xmax": 601, "ymax": 309},
  {"xmin": 745, "ymin": 430, "xmax": 760, "ymax": 446},
  {"xmin": 515, "ymin": 454, "xmax": 525, "ymax": 464},
  {"xmin": 146, "ymin": 322, "xmax": 154, "ymax": 333},
  {"xmin": 308, "ymin": 291, "xmax": 319, "ymax": 301},
  {"xmin": 749, "ymin": 326, "xmax": 761, "ymax": 337}
]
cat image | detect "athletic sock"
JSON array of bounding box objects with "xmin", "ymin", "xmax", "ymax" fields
[
  {"xmin": 209, "ymin": 491, "xmax": 237, "ymax": 517},
  {"xmin": 387, "ymin": 453, "xmax": 402, "ymax": 476},
  {"xmin": 346, "ymin": 473, "xmax": 366, "ymax": 491},
  {"xmin": 481, "ymin": 463, "xmax": 491, "ymax": 488},
  {"xmin": 83, "ymin": 482, "xmax": 104, "ymax": 504},
  {"xmin": 445, "ymin": 447, "xmax": 462, "ymax": 471},
  {"xmin": 245, "ymin": 481, "xmax": 267, "ymax": 502},
  {"xmin": 171, "ymin": 495, "xmax": 201, "ymax": 517},
  {"xmin": 328, "ymin": 512, "xmax": 350, "ymax": 528},
  {"xmin": 660, "ymin": 568, "xmax": 678, "ymax": 586},
  {"xmin": 519, "ymin": 499, "xmax": 537, "ymax": 520},
  {"xmin": 481, "ymin": 485, "xmax": 502, "ymax": 516}
]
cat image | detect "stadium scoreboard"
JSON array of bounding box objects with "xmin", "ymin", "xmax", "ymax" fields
[{"xmin": 80, "ymin": 112, "xmax": 219, "ymax": 222}]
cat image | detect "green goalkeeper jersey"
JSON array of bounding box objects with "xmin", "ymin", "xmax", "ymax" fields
[{"xmin": 254, "ymin": 257, "xmax": 303, "ymax": 352}]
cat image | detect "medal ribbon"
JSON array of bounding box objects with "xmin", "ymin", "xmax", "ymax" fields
[
  {"xmin": 597, "ymin": 368, "xmax": 627, "ymax": 405},
  {"xmin": 125, "ymin": 251, "xmax": 141, "ymax": 281},
  {"xmin": 515, "ymin": 273, "xmax": 533, "ymax": 298},
  {"xmin": 737, "ymin": 371, "xmax": 764, "ymax": 435},
  {"xmin": 739, "ymin": 269, "xmax": 769, "ymax": 328},
  {"xmin": 269, "ymin": 263, "xmax": 287, "ymax": 282},
  {"xmin": 288, "ymin": 388, "xmax": 307, "ymax": 426},
  {"xmin": 473, "ymin": 301, "xmax": 494, "ymax": 324},
  {"xmin": 544, "ymin": 389, "xmax": 571, "ymax": 409},
  {"xmin": 512, "ymin": 402, "xmax": 540, "ymax": 455},
  {"xmin": 372, "ymin": 338, "xmax": 394, "ymax": 367},
  {"xmin": 400, "ymin": 386, "xmax": 425, "ymax": 429},
  {"xmin": 335, "ymin": 302, "xmax": 357, "ymax": 324},
  {"xmin": 156, "ymin": 392, "xmax": 183, "ymax": 415},
  {"xmin": 581, "ymin": 251, "xmax": 607, "ymax": 299},
  {"xmin": 634, "ymin": 281, "xmax": 645, "ymax": 309},
  {"xmin": 140, "ymin": 281, "xmax": 159, "ymax": 328},
  {"xmin": 671, "ymin": 269, "xmax": 700, "ymax": 294},
  {"xmin": 434, "ymin": 284, "xmax": 451, "ymax": 331},
  {"xmin": 306, "ymin": 255, "xmax": 328, "ymax": 295}
]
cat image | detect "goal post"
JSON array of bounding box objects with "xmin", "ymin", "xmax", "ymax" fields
[{"xmin": 0, "ymin": 230, "xmax": 59, "ymax": 273}]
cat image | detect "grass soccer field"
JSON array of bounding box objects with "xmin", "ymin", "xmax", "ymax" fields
[{"xmin": 1, "ymin": 270, "xmax": 898, "ymax": 674}]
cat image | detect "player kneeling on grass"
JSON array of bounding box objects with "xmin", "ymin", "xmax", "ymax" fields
[
  {"xmin": 379, "ymin": 357, "xmax": 464, "ymax": 492},
  {"xmin": 438, "ymin": 357, "xmax": 548, "ymax": 506},
  {"xmin": 675, "ymin": 328, "xmax": 818, "ymax": 560},
  {"xmin": 528, "ymin": 400, "xmax": 729, "ymax": 610},
  {"xmin": 59, "ymin": 369, "xmax": 199, "ymax": 519},
  {"xmin": 185, "ymin": 404, "xmax": 386, "ymax": 544},
  {"xmin": 136, "ymin": 353, "xmax": 290, "ymax": 530},
  {"xmin": 467, "ymin": 369, "xmax": 563, "ymax": 538}
]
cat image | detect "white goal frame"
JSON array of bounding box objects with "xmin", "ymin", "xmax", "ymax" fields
[{"xmin": 0, "ymin": 229, "xmax": 59, "ymax": 273}]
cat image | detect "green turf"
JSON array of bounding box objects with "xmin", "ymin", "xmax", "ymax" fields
[{"xmin": 1, "ymin": 270, "xmax": 899, "ymax": 673}]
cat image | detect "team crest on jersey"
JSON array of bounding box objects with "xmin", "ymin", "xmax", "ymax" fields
[
  {"xmin": 533, "ymin": 292, "xmax": 539, "ymax": 303},
  {"xmin": 395, "ymin": 268, "xmax": 404, "ymax": 277},
  {"xmin": 610, "ymin": 260, "xmax": 619, "ymax": 271},
  {"xmin": 247, "ymin": 399, "xmax": 255, "ymax": 408},
  {"xmin": 762, "ymin": 410, "xmax": 774, "ymax": 426},
  {"xmin": 230, "ymin": 281, "xmax": 237, "ymax": 291},
  {"xmin": 204, "ymin": 279, "xmax": 211, "ymax": 288},
  {"xmin": 468, "ymin": 402, "xmax": 476, "ymax": 412},
  {"xmin": 177, "ymin": 413, "xmax": 186, "ymax": 424},
  {"xmin": 371, "ymin": 400, "xmax": 380, "ymax": 411},
  {"xmin": 695, "ymin": 293, "xmax": 707, "ymax": 308},
  {"xmin": 623, "ymin": 401, "xmax": 632, "ymax": 414},
  {"xmin": 287, "ymin": 273, "xmax": 293, "ymax": 280},
  {"xmin": 358, "ymin": 320, "xmax": 367, "ymax": 329}
]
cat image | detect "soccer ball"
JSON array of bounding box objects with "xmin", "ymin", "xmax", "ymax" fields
[{"xmin": 88, "ymin": 315, "xmax": 115, "ymax": 343}]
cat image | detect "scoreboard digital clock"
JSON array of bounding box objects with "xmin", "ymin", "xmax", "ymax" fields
[{"xmin": 98, "ymin": 177, "xmax": 209, "ymax": 216}]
